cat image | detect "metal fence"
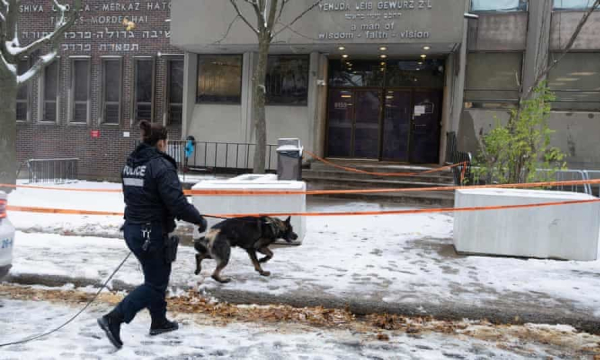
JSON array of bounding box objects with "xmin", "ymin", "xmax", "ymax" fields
[
  {"xmin": 26, "ymin": 158, "xmax": 79, "ymax": 184},
  {"xmin": 165, "ymin": 141, "xmax": 278, "ymax": 174},
  {"xmin": 584, "ymin": 170, "xmax": 600, "ymax": 196},
  {"xmin": 445, "ymin": 131, "xmax": 472, "ymax": 185},
  {"xmin": 535, "ymin": 169, "xmax": 590, "ymax": 194}
]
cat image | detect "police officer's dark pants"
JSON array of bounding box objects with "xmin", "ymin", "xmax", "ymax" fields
[{"xmin": 115, "ymin": 222, "xmax": 171, "ymax": 323}]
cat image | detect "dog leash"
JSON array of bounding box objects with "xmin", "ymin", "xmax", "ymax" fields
[{"xmin": 0, "ymin": 252, "xmax": 133, "ymax": 348}]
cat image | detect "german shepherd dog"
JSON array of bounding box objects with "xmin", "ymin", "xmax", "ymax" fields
[{"xmin": 193, "ymin": 216, "xmax": 298, "ymax": 283}]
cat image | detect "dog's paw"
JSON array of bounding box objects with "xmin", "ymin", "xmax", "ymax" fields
[
  {"xmin": 194, "ymin": 269, "xmax": 200, "ymax": 276},
  {"xmin": 212, "ymin": 275, "xmax": 231, "ymax": 284},
  {"xmin": 259, "ymin": 271, "xmax": 271, "ymax": 277}
]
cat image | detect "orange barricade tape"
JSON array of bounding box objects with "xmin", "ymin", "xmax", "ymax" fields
[
  {"xmin": 303, "ymin": 150, "xmax": 467, "ymax": 177},
  {"xmin": 2, "ymin": 178, "xmax": 600, "ymax": 196},
  {"xmin": 7, "ymin": 198, "xmax": 600, "ymax": 218}
]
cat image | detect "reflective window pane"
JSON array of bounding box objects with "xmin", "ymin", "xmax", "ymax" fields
[
  {"xmin": 168, "ymin": 59, "xmax": 184, "ymax": 125},
  {"xmin": 548, "ymin": 53, "xmax": 600, "ymax": 110},
  {"xmin": 386, "ymin": 59, "xmax": 444, "ymax": 88},
  {"xmin": 464, "ymin": 53, "xmax": 522, "ymax": 107},
  {"xmin": 72, "ymin": 59, "xmax": 89, "ymax": 123},
  {"xmin": 554, "ymin": 0, "xmax": 597, "ymax": 9},
  {"xmin": 103, "ymin": 59, "xmax": 121, "ymax": 124},
  {"xmin": 197, "ymin": 55, "xmax": 242, "ymax": 104},
  {"xmin": 43, "ymin": 61, "xmax": 59, "ymax": 122},
  {"xmin": 329, "ymin": 60, "xmax": 385, "ymax": 87},
  {"xmin": 16, "ymin": 60, "xmax": 28, "ymax": 121},
  {"xmin": 135, "ymin": 59, "xmax": 153, "ymax": 121},
  {"xmin": 471, "ymin": 0, "xmax": 527, "ymax": 11},
  {"xmin": 266, "ymin": 56, "xmax": 309, "ymax": 105}
]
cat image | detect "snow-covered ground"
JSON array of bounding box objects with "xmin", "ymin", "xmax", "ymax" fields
[
  {"xmin": 5, "ymin": 181, "xmax": 600, "ymax": 321},
  {"xmin": 0, "ymin": 298, "xmax": 592, "ymax": 359}
]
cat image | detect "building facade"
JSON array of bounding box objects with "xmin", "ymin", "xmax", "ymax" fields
[
  {"xmin": 15, "ymin": 0, "xmax": 182, "ymax": 180},
  {"xmin": 170, "ymin": 0, "xmax": 600, "ymax": 170}
]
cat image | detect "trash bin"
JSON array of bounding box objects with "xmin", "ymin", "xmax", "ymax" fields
[{"xmin": 277, "ymin": 138, "xmax": 303, "ymax": 181}]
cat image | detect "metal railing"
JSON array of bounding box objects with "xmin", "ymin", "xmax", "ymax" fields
[
  {"xmin": 584, "ymin": 170, "xmax": 600, "ymax": 196},
  {"xmin": 165, "ymin": 141, "xmax": 278, "ymax": 174},
  {"xmin": 445, "ymin": 131, "xmax": 472, "ymax": 185},
  {"xmin": 26, "ymin": 158, "xmax": 79, "ymax": 184},
  {"xmin": 535, "ymin": 169, "xmax": 590, "ymax": 195}
]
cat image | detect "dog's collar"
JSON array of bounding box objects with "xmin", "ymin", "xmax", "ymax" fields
[{"xmin": 264, "ymin": 217, "xmax": 280, "ymax": 237}]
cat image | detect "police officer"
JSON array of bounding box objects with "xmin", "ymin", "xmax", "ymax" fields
[{"xmin": 98, "ymin": 120, "xmax": 207, "ymax": 349}]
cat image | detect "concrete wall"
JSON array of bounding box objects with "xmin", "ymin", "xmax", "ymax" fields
[
  {"xmin": 172, "ymin": 0, "xmax": 467, "ymax": 52},
  {"xmin": 467, "ymin": 13, "xmax": 528, "ymax": 51},
  {"xmin": 459, "ymin": 109, "xmax": 600, "ymax": 170}
]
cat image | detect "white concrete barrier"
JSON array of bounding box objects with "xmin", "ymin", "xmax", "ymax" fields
[
  {"xmin": 453, "ymin": 188, "xmax": 600, "ymax": 261},
  {"xmin": 192, "ymin": 174, "xmax": 306, "ymax": 245}
]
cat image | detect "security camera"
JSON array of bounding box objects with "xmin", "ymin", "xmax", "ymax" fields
[{"xmin": 464, "ymin": 13, "xmax": 479, "ymax": 19}]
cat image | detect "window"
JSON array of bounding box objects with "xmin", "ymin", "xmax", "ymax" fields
[
  {"xmin": 102, "ymin": 58, "xmax": 122, "ymax": 124},
  {"xmin": 329, "ymin": 60, "xmax": 385, "ymax": 87},
  {"xmin": 548, "ymin": 53, "xmax": 600, "ymax": 110},
  {"xmin": 464, "ymin": 52, "xmax": 523, "ymax": 108},
  {"xmin": 16, "ymin": 60, "xmax": 29, "ymax": 122},
  {"xmin": 386, "ymin": 59, "xmax": 445, "ymax": 88},
  {"xmin": 471, "ymin": 0, "xmax": 527, "ymax": 11},
  {"xmin": 41, "ymin": 60, "xmax": 59, "ymax": 123},
  {"xmin": 134, "ymin": 58, "xmax": 154, "ymax": 121},
  {"xmin": 71, "ymin": 58, "xmax": 90, "ymax": 123},
  {"xmin": 266, "ymin": 56, "xmax": 309, "ymax": 105},
  {"xmin": 167, "ymin": 58, "xmax": 184, "ymax": 124},
  {"xmin": 554, "ymin": 0, "xmax": 598, "ymax": 9},
  {"xmin": 197, "ymin": 55, "xmax": 242, "ymax": 104}
]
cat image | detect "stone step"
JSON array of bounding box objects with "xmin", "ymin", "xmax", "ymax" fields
[
  {"xmin": 307, "ymin": 182, "xmax": 455, "ymax": 207},
  {"xmin": 302, "ymin": 169, "xmax": 454, "ymax": 185},
  {"xmin": 303, "ymin": 175, "xmax": 453, "ymax": 189}
]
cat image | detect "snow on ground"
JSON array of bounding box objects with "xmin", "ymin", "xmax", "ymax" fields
[
  {"xmin": 5, "ymin": 181, "xmax": 600, "ymax": 319},
  {"xmin": 0, "ymin": 299, "xmax": 576, "ymax": 359}
]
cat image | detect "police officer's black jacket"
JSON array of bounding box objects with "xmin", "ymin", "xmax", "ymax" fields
[{"xmin": 122, "ymin": 143, "xmax": 203, "ymax": 233}]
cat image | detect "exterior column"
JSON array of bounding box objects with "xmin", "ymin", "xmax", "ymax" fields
[
  {"xmin": 522, "ymin": 0, "xmax": 553, "ymax": 93},
  {"xmin": 182, "ymin": 52, "xmax": 197, "ymax": 140}
]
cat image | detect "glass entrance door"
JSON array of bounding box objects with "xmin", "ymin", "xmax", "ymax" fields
[
  {"xmin": 353, "ymin": 90, "xmax": 381, "ymax": 158},
  {"xmin": 410, "ymin": 90, "xmax": 442, "ymax": 164},
  {"xmin": 326, "ymin": 89, "xmax": 381, "ymax": 159},
  {"xmin": 382, "ymin": 90, "xmax": 412, "ymax": 162}
]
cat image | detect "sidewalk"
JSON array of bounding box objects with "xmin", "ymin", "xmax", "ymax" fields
[{"xmin": 5, "ymin": 182, "xmax": 600, "ymax": 333}]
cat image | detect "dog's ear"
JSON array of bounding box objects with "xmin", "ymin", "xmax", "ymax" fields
[{"xmin": 285, "ymin": 216, "xmax": 291, "ymax": 224}]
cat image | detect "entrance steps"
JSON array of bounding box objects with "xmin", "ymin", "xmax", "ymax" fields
[{"xmin": 302, "ymin": 160, "xmax": 456, "ymax": 207}]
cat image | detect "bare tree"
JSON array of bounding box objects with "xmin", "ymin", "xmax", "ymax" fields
[
  {"xmin": 227, "ymin": 0, "xmax": 320, "ymax": 174},
  {"xmin": 0, "ymin": 0, "xmax": 81, "ymax": 189}
]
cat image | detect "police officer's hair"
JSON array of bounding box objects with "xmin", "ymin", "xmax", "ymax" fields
[{"xmin": 140, "ymin": 120, "xmax": 168, "ymax": 146}]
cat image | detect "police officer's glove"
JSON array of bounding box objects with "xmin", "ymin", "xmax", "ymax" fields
[{"xmin": 198, "ymin": 217, "xmax": 208, "ymax": 233}]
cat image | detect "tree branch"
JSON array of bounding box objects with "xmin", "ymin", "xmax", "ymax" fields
[
  {"xmin": 521, "ymin": 0, "xmax": 600, "ymax": 101},
  {"xmin": 7, "ymin": 0, "xmax": 82, "ymax": 59},
  {"xmin": 273, "ymin": 0, "xmax": 321, "ymax": 37},
  {"xmin": 229, "ymin": 0, "xmax": 260, "ymax": 34},
  {"xmin": 18, "ymin": 50, "xmax": 57, "ymax": 85}
]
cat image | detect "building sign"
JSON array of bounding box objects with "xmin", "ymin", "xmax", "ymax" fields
[
  {"xmin": 18, "ymin": 1, "xmax": 175, "ymax": 55},
  {"xmin": 90, "ymin": 130, "xmax": 100, "ymax": 138},
  {"xmin": 318, "ymin": 1, "xmax": 434, "ymax": 41}
]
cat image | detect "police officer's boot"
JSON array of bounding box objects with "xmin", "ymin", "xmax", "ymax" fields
[
  {"xmin": 149, "ymin": 317, "xmax": 179, "ymax": 336},
  {"xmin": 97, "ymin": 309, "xmax": 124, "ymax": 349}
]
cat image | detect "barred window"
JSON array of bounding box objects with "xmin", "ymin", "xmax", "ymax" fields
[
  {"xmin": 102, "ymin": 58, "xmax": 122, "ymax": 124},
  {"xmin": 197, "ymin": 55, "xmax": 242, "ymax": 104},
  {"xmin": 167, "ymin": 58, "xmax": 184, "ymax": 124},
  {"xmin": 42, "ymin": 60, "xmax": 59, "ymax": 123},
  {"xmin": 471, "ymin": 0, "xmax": 528, "ymax": 11},
  {"xmin": 266, "ymin": 56, "xmax": 309, "ymax": 105},
  {"xmin": 71, "ymin": 58, "xmax": 90, "ymax": 123},
  {"xmin": 464, "ymin": 52, "xmax": 523, "ymax": 109},
  {"xmin": 548, "ymin": 53, "xmax": 600, "ymax": 111},
  {"xmin": 134, "ymin": 58, "xmax": 154, "ymax": 121},
  {"xmin": 16, "ymin": 60, "xmax": 29, "ymax": 122}
]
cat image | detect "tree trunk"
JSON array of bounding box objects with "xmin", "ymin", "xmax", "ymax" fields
[
  {"xmin": 252, "ymin": 36, "xmax": 270, "ymax": 174},
  {"xmin": 0, "ymin": 68, "xmax": 18, "ymax": 192}
]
